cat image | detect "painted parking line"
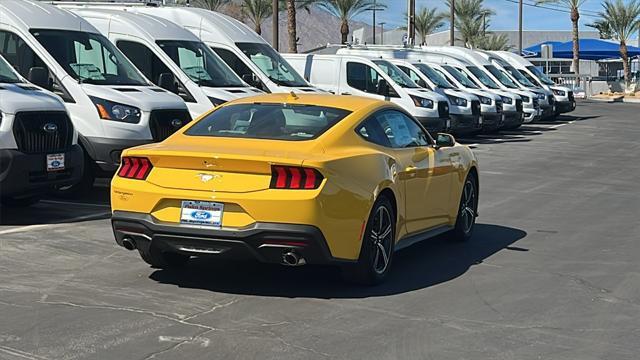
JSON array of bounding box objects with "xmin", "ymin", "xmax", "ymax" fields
[
  {"xmin": 0, "ymin": 212, "xmax": 111, "ymax": 236},
  {"xmin": 40, "ymin": 199, "xmax": 111, "ymax": 208}
]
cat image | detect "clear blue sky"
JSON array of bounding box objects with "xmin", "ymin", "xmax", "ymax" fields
[{"xmin": 353, "ymin": 0, "xmax": 606, "ymax": 31}]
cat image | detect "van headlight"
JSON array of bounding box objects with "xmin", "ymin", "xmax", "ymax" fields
[
  {"xmin": 521, "ymin": 95, "xmax": 530, "ymax": 103},
  {"xmin": 410, "ymin": 95, "xmax": 434, "ymax": 109},
  {"xmin": 447, "ymin": 95, "xmax": 468, "ymax": 107},
  {"xmin": 553, "ymin": 89, "xmax": 566, "ymax": 96},
  {"xmin": 90, "ymin": 97, "xmax": 141, "ymax": 124},
  {"xmin": 501, "ymin": 96, "xmax": 513, "ymax": 105},
  {"xmin": 478, "ymin": 96, "xmax": 492, "ymax": 105},
  {"xmin": 537, "ymin": 93, "xmax": 546, "ymax": 100}
]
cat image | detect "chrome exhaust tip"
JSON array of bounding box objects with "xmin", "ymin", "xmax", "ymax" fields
[
  {"xmin": 282, "ymin": 251, "xmax": 306, "ymax": 266},
  {"xmin": 122, "ymin": 237, "xmax": 136, "ymax": 251}
]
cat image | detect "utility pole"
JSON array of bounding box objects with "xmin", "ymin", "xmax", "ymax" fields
[
  {"xmin": 379, "ymin": 22, "xmax": 386, "ymax": 45},
  {"xmin": 407, "ymin": 0, "xmax": 415, "ymax": 46},
  {"xmin": 450, "ymin": 0, "xmax": 455, "ymax": 46},
  {"xmin": 272, "ymin": 0, "xmax": 279, "ymax": 51},
  {"xmin": 372, "ymin": 0, "xmax": 377, "ymax": 44},
  {"xmin": 518, "ymin": 0, "xmax": 523, "ymax": 54}
]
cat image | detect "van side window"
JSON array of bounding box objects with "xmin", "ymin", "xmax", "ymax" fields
[
  {"xmin": 0, "ymin": 30, "xmax": 47, "ymax": 78},
  {"xmin": 397, "ymin": 65, "xmax": 429, "ymax": 89},
  {"xmin": 212, "ymin": 47, "xmax": 265, "ymax": 90},
  {"xmin": 346, "ymin": 62, "xmax": 383, "ymax": 94}
]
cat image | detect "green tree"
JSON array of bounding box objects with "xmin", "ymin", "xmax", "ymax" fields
[
  {"xmin": 318, "ymin": 0, "xmax": 382, "ymax": 44},
  {"xmin": 598, "ymin": 0, "xmax": 640, "ymax": 90},
  {"xmin": 282, "ymin": 0, "xmax": 319, "ymax": 53},
  {"xmin": 242, "ymin": 0, "xmax": 272, "ymax": 35},
  {"xmin": 414, "ymin": 7, "xmax": 445, "ymax": 45},
  {"xmin": 586, "ymin": 19, "xmax": 614, "ymax": 39},
  {"xmin": 445, "ymin": 0, "xmax": 494, "ymax": 48},
  {"xmin": 536, "ymin": 0, "xmax": 587, "ymax": 78},
  {"xmin": 477, "ymin": 33, "xmax": 512, "ymax": 51},
  {"xmin": 192, "ymin": 0, "xmax": 230, "ymax": 11}
]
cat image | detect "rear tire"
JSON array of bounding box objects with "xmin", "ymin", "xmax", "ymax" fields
[
  {"xmin": 138, "ymin": 244, "xmax": 190, "ymax": 269},
  {"xmin": 341, "ymin": 196, "xmax": 395, "ymax": 285},
  {"xmin": 449, "ymin": 173, "xmax": 478, "ymax": 242}
]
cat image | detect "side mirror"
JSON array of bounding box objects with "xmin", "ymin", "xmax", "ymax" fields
[
  {"xmin": 376, "ymin": 78, "xmax": 389, "ymax": 97},
  {"xmin": 158, "ymin": 72, "xmax": 178, "ymax": 94},
  {"xmin": 28, "ymin": 67, "xmax": 49, "ymax": 89},
  {"xmin": 416, "ymin": 79, "xmax": 428, "ymax": 88},
  {"xmin": 435, "ymin": 133, "xmax": 455, "ymax": 148}
]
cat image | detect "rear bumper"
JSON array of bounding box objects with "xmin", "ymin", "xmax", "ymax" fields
[
  {"xmin": 556, "ymin": 100, "xmax": 576, "ymax": 114},
  {"xmin": 449, "ymin": 114, "xmax": 481, "ymax": 135},
  {"xmin": 111, "ymin": 211, "xmax": 344, "ymax": 265},
  {"xmin": 81, "ymin": 136, "xmax": 153, "ymax": 174},
  {"xmin": 0, "ymin": 145, "xmax": 84, "ymax": 197},
  {"xmin": 415, "ymin": 117, "xmax": 448, "ymax": 135}
]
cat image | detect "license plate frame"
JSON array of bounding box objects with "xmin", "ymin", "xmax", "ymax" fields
[
  {"xmin": 180, "ymin": 200, "xmax": 223, "ymax": 228},
  {"xmin": 46, "ymin": 153, "xmax": 65, "ymax": 172}
]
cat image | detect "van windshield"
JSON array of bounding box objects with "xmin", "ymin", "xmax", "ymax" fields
[
  {"xmin": 485, "ymin": 65, "xmax": 518, "ymax": 89},
  {"xmin": 413, "ymin": 63, "xmax": 454, "ymax": 89},
  {"xmin": 157, "ymin": 40, "xmax": 245, "ymax": 87},
  {"xmin": 503, "ymin": 65, "xmax": 535, "ymax": 87},
  {"xmin": 467, "ymin": 66, "xmax": 500, "ymax": 89},
  {"xmin": 526, "ymin": 65, "xmax": 555, "ymax": 85},
  {"xmin": 185, "ymin": 103, "xmax": 350, "ymax": 141},
  {"xmin": 442, "ymin": 65, "xmax": 479, "ymax": 88},
  {"xmin": 0, "ymin": 56, "xmax": 21, "ymax": 83},
  {"xmin": 373, "ymin": 60, "xmax": 419, "ymax": 88},
  {"xmin": 236, "ymin": 42, "xmax": 308, "ymax": 87},
  {"xmin": 30, "ymin": 29, "xmax": 148, "ymax": 86}
]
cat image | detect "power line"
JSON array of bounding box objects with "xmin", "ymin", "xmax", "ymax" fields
[{"xmin": 502, "ymin": 0, "xmax": 601, "ymax": 18}]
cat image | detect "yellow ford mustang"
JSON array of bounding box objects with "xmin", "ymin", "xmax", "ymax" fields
[{"xmin": 111, "ymin": 93, "xmax": 478, "ymax": 284}]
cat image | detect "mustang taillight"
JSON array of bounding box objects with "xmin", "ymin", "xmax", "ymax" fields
[
  {"xmin": 270, "ymin": 165, "xmax": 323, "ymax": 190},
  {"xmin": 118, "ymin": 157, "xmax": 153, "ymax": 180}
]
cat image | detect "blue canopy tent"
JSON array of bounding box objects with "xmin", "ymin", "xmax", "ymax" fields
[{"xmin": 524, "ymin": 39, "xmax": 640, "ymax": 60}]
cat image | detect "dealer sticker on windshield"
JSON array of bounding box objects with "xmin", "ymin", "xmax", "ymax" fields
[
  {"xmin": 47, "ymin": 153, "xmax": 65, "ymax": 172},
  {"xmin": 180, "ymin": 200, "xmax": 223, "ymax": 227}
]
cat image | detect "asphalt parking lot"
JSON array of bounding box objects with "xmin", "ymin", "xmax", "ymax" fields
[{"xmin": 1, "ymin": 100, "xmax": 639, "ymax": 359}]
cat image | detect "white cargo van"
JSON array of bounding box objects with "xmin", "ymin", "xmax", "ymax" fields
[
  {"xmin": 493, "ymin": 51, "xmax": 576, "ymax": 114},
  {"xmin": 337, "ymin": 46, "xmax": 525, "ymax": 129},
  {"xmin": 283, "ymin": 54, "xmax": 451, "ymax": 135},
  {"xmin": 422, "ymin": 47, "xmax": 540, "ymax": 124},
  {"xmin": 121, "ymin": 7, "xmax": 320, "ymax": 94},
  {"xmin": 388, "ymin": 59, "xmax": 504, "ymax": 133},
  {"xmin": 0, "ymin": 0, "xmax": 191, "ymax": 192},
  {"xmin": 64, "ymin": 7, "xmax": 261, "ymax": 117},
  {"xmin": 0, "ymin": 54, "xmax": 83, "ymax": 206}
]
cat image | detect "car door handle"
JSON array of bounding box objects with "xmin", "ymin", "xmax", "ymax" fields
[{"xmin": 341, "ymin": 92, "xmax": 351, "ymax": 95}]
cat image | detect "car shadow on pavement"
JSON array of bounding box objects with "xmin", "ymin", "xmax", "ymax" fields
[{"xmin": 149, "ymin": 224, "xmax": 527, "ymax": 298}]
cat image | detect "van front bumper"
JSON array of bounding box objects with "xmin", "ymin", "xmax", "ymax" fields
[
  {"xmin": 0, "ymin": 145, "xmax": 84, "ymax": 197},
  {"xmin": 415, "ymin": 117, "xmax": 448, "ymax": 136},
  {"xmin": 449, "ymin": 114, "xmax": 481, "ymax": 136},
  {"xmin": 111, "ymin": 211, "xmax": 344, "ymax": 265},
  {"xmin": 81, "ymin": 136, "xmax": 153, "ymax": 174},
  {"xmin": 556, "ymin": 100, "xmax": 576, "ymax": 114},
  {"xmin": 501, "ymin": 111, "xmax": 525, "ymax": 129}
]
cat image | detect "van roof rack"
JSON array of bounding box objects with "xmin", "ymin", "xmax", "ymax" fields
[{"xmin": 44, "ymin": 0, "xmax": 163, "ymax": 7}]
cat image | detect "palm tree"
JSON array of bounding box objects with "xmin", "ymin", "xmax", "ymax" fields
[
  {"xmin": 414, "ymin": 7, "xmax": 445, "ymax": 45},
  {"xmin": 536, "ymin": 0, "xmax": 586, "ymax": 79},
  {"xmin": 445, "ymin": 0, "xmax": 494, "ymax": 47},
  {"xmin": 192, "ymin": 0, "xmax": 230, "ymax": 11},
  {"xmin": 318, "ymin": 0, "xmax": 381, "ymax": 44},
  {"xmin": 282, "ymin": 0, "xmax": 318, "ymax": 53},
  {"xmin": 242, "ymin": 0, "xmax": 272, "ymax": 35},
  {"xmin": 598, "ymin": 0, "xmax": 640, "ymax": 91},
  {"xmin": 477, "ymin": 33, "xmax": 512, "ymax": 51},
  {"xmin": 586, "ymin": 19, "xmax": 614, "ymax": 39}
]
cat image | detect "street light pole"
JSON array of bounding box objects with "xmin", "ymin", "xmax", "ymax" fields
[
  {"xmin": 372, "ymin": 0, "xmax": 376, "ymax": 44},
  {"xmin": 450, "ymin": 0, "xmax": 455, "ymax": 46},
  {"xmin": 518, "ymin": 0, "xmax": 523, "ymax": 54},
  {"xmin": 379, "ymin": 22, "xmax": 386, "ymax": 45},
  {"xmin": 272, "ymin": 0, "xmax": 278, "ymax": 51},
  {"xmin": 407, "ymin": 0, "xmax": 415, "ymax": 46}
]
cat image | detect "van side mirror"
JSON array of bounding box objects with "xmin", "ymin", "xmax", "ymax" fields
[
  {"xmin": 435, "ymin": 133, "xmax": 455, "ymax": 148},
  {"xmin": 158, "ymin": 72, "xmax": 178, "ymax": 94},
  {"xmin": 28, "ymin": 67, "xmax": 49, "ymax": 89},
  {"xmin": 376, "ymin": 78, "xmax": 389, "ymax": 97},
  {"xmin": 416, "ymin": 79, "xmax": 428, "ymax": 88}
]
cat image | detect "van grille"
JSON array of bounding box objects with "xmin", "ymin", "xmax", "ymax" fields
[
  {"xmin": 496, "ymin": 100, "xmax": 503, "ymax": 113},
  {"xmin": 516, "ymin": 99, "xmax": 523, "ymax": 113},
  {"xmin": 471, "ymin": 100, "xmax": 480, "ymax": 116},
  {"xmin": 437, "ymin": 101, "xmax": 450, "ymax": 118},
  {"xmin": 533, "ymin": 98, "xmax": 540, "ymax": 110},
  {"xmin": 149, "ymin": 109, "xmax": 192, "ymax": 141},
  {"xmin": 548, "ymin": 95, "xmax": 555, "ymax": 105},
  {"xmin": 13, "ymin": 111, "xmax": 73, "ymax": 154},
  {"xmin": 568, "ymin": 91, "xmax": 575, "ymax": 102}
]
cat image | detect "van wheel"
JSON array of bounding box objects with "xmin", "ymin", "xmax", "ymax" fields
[
  {"xmin": 138, "ymin": 245, "xmax": 190, "ymax": 269},
  {"xmin": 0, "ymin": 196, "xmax": 41, "ymax": 207},
  {"xmin": 341, "ymin": 196, "xmax": 395, "ymax": 285},
  {"xmin": 449, "ymin": 174, "xmax": 478, "ymax": 242}
]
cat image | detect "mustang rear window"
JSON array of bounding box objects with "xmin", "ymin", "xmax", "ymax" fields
[{"xmin": 185, "ymin": 103, "xmax": 351, "ymax": 141}]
